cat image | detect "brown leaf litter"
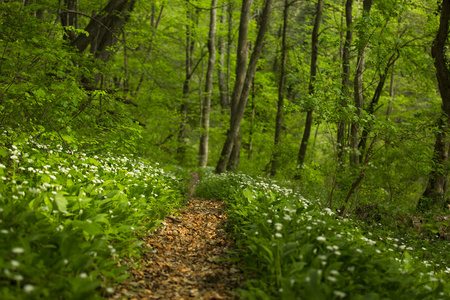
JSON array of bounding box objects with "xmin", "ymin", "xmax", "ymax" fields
[{"xmin": 109, "ymin": 198, "xmax": 246, "ymax": 300}]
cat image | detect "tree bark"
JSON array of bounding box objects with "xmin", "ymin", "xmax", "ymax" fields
[
  {"xmin": 70, "ymin": 0, "xmax": 136, "ymax": 62},
  {"xmin": 358, "ymin": 51, "xmax": 399, "ymax": 160},
  {"xmin": 227, "ymin": 133, "xmax": 242, "ymax": 171},
  {"xmin": 216, "ymin": 0, "xmax": 274, "ymax": 174},
  {"xmin": 221, "ymin": 0, "xmax": 252, "ymax": 172},
  {"xmin": 270, "ymin": 0, "xmax": 290, "ymax": 177},
  {"xmin": 337, "ymin": 0, "xmax": 353, "ymax": 163},
  {"xmin": 248, "ymin": 81, "xmax": 256, "ymax": 160},
  {"xmin": 61, "ymin": 0, "xmax": 79, "ymax": 42},
  {"xmin": 350, "ymin": 0, "xmax": 372, "ymax": 167},
  {"xmin": 418, "ymin": 0, "xmax": 450, "ymax": 211},
  {"xmin": 198, "ymin": 0, "xmax": 218, "ymax": 167},
  {"xmin": 134, "ymin": 3, "xmax": 164, "ymax": 96},
  {"xmin": 386, "ymin": 62, "xmax": 395, "ymax": 120},
  {"xmin": 296, "ymin": 0, "xmax": 324, "ymax": 174},
  {"xmin": 177, "ymin": 5, "xmax": 198, "ymax": 164},
  {"xmin": 218, "ymin": 2, "xmax": 230, "ymax": 112}
]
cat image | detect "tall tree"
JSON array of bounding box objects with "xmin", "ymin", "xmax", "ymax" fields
[
  {"xmin": 133, "ymin": 2, "xmax": 165, "ymax": 96},
  {"xmin": 177, "ymin": 3, "xmax": 198, "ymax": 164},
  {"xmin": 418, "ymin": 0, "xmax": 450, "ymax": 211},
  {"xmin": 270, "ymin": 0, "xmax": 290, "ymax": 177},
  {"xmin": 198, "ymin": 0, "xmax": 218, "ymax": 167},
  {"xmin": 296, "ymin": 0, "xmax": 324, "ymax": 172},
  {"xmin": 336, "ymin": 0, "xmax": 353, "ymax": 162},
  {"xmin": 218, "ymin": 1, "xmax": 231, "ymax": 112},
  {"xmin": 350, "ymin": 0, "xmax": 372, "ymax": 166},
  {"xmin": 215, "ymin": 0, "xmax": 274, "ymax": 174}
]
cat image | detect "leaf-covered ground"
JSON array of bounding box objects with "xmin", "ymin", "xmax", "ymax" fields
[{"xmin": 110, "ymin": 198, "xmax": 245, "ymax": 299}]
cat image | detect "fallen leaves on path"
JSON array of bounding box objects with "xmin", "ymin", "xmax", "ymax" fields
[{"xmin": 110, "ymin": 199, "xmax": 245, "ymax": 299}]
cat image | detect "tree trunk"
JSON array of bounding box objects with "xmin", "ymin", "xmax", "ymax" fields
[
  {"xmin": 337, "ymin": 0, "xmax": 353, "ymax": 163},
  {"xmin": 198, "ymin": 0, "xmax": 218, "ymax": 167},
  {"xmin": 61, "ymin": 0, "xmax": 78, "ymax": 42},
  {"xmin": 296, "ymin": 0, "xmax": 324, "ymax": 174},
  {"xmin": 216, "ymin": 0, "xmax": 274, "ymax": 174},
  {"xmin": 218, "ymin": 2, "xmax": 230, "ymax": 112},
  {"xmin": 270, "ymin": 0, "xmax": 290, "ymax": 177},
  {"xmin": 218, "ymin": 0, "xmax": 252, "ymax": 172},
  {"xmin": 177, "ymin": 6, "xmax": 197, "ymax": 164},
  {"xmin": 418, "ymin": 0, "xmax": 450, "ymax": 211},
  {"xmin": 248, "ymin": 82, "xmax": 256, "ymax": 160},
  {"xmin": 386, "ymin": 62, "xmax": 395, "ymax": 120},
  {"xmin": 71, "ymin": 0, "xmax": 136, "ymax": 63},
  {"xmin": 134, "ymin": 3, "xmax": 164, "ymax": 96},
  {"xmin": 350, "ymin": 0, "xmax": 372, "ymax": 167},
  {"xmin": 358, "ymin": 51, "xmax": 399, "ymax": 161},
  {"xmin": 227, "ymin": 133, "xmax": 242, "ymax": 171}
]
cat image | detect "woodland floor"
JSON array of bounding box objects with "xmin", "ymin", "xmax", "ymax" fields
[{"xmin": 110, "ymin": 174, "xmax": 246, "ymax": 300}]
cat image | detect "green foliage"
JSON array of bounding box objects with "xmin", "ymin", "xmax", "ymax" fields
[
  {"xmin": 196, "ymin": 173, "xmax": 450, "ymax": 299},
  {"xmin": 0, "ymin": 131, "xmax": 185, "ymax": 299},
  {"xmin": 0, "ymin": 1, "xmax": 142, "ymax": 155}
]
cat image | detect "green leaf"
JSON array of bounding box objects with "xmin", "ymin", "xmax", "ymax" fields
[
  {"xmin": 0, "ymin": 147, "xmax": 7, "ymax": 158},
  {"xmin": 41, "ymin": 174, "xmax": 51, "ymax": 183},
  {"xmin": 88, "ymin": 158, "xmax": 100, "ymax": 166},
  {"xmin": 55, "ymin": 193, "xmax": 68, "ymax": 212}
]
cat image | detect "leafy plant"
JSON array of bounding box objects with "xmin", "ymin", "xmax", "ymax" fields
[
  {"xmin": 0, "ymin": 130, "xmax": 185, "ymax": 299},
  {"xmin": 196, "ymin": 172, "xmax": 450, "ymax": 299}
]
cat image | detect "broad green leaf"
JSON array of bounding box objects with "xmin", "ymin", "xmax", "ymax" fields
[
  {"xmin": 41, "ymin": 174, "xmax": 51, "ymax": 183},
  {"xmin": 55, "ymin": 193, "xmax": 68, "ymax": 212},
  {"xmin": 0, "ymin": 147, "xmax": 7, "ymax": 157}
]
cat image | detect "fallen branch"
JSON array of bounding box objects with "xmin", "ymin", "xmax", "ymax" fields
[{"xmin": 165, "ymin": 216, "xmax": 182, "ymax": 223}]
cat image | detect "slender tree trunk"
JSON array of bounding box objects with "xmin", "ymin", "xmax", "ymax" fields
[
  {"xmin": 230, "ymin": 0, "xmax": 252, "ymax": 117},
  {"xmin": 338, "ymin": 0, "xmax": 345, "ymax": 61},
  {"xmin": 226, "ymin": 0, "xmax": 233, "ymax": 115},
  {"xmin": 218, "ymin": 2, "xmax": 230, "ymax": 112},
  {"xmin": 339, "ymin": 136, "xmax": 377, "ymax": 216},
  {"xmin": 221, "ymin": 0, "xmax": 252, "ymax": 172},
  {"xmin": 177, "ymin": 6, "xmax": 197, "ymax": 163},
  {"xmin": 337, "ymin": 0, "xmax": 353, "ymax": 162},
  {"xmin": 270, "ymin": 0, "xmax": 290, "ymax": 177},
  {"xmin": 358, "ymin": 51, "xmax": 399, "ymax": 161},
  {"xmin": 418, "ymin": 0, "xmax": 450, "ymax": 211},
  {"xmin": 199, "ymin": 0, "xmax": 218, "ymax": 167},
  {"xmin": 216, "ymin": 0, "xmax": 274, "ymax": 174},
  {"xmin": 123, "ymin": 30, "xmax": 129, "ymax": 90},
  {"xmin": 248, "ymin": 81, "xmax": 256, "ymax": 160},
  {"xmin": 61, "ymin": 0, "xmax": 78, "ymax": 42},
  {"xmin": 386, "ymin": 63, "xmax": 395, "ymax": 120},
  {"xmin": 350, "ymin": 0, "xmax": 372, "ymax": 167},
  {"xmin": 134, "ymin": 3, "xmax": 164, "ymax": 96},
  {"xmin": 296, "ymin": 0, "xmax": 324, "ymax": 174}
]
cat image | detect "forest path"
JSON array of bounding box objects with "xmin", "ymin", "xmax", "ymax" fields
[{"xmin": 110, "ymin": 173, "xmax": 245, "ymax": 300}]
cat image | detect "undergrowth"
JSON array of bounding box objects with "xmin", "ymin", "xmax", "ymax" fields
[
  {"xmin": 195, "ymin": 170, "xmax": 450, "ymax": 300},
  {"xmin": 0, "ymin": 129, "xmax": 186, "ymax": 299}
]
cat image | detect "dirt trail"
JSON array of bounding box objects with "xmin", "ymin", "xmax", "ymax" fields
[{"xmin": 110, "ymin": 174, "xmax": 245, "ymax": 299}]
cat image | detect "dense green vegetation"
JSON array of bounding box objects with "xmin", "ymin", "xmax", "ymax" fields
[
  {"xmin": 1, "ymin": 0, "xmax": 450, "ymax": 298},
  {"xmin": 196, "ymin": 171, "xmax": 450, "ymax": 299},
  {"xmin": 0, "ymin": 133, "xmax": 186, "ymax": 299}
]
